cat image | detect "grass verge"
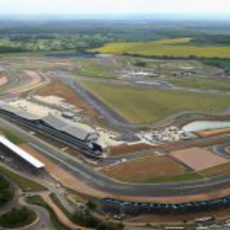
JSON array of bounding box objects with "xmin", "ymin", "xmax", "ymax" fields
[
  {"xmin": 137, "ymin": 173, "xmax": 202, "ymax": 184},
  {"xmin": 168, "ymin": 78, "xmax": 230, "ymax": 91},
  {"xmin": 0, "ymin": 165, "xmax": 46, "ymax": 192},
  {"xmin": 200, "ymin": 162, "xmax": 230, "ymax": 177},
  {"xmin": 50, "ymin": 193, "xmax": 72, "ymax": 219},
  {"xmin": 0, "ymin": 127, "xmax": 24, "ymax": 144}
]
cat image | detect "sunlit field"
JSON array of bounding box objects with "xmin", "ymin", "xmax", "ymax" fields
[{"xmin": 93, "ymin": 38, "xmax": 230, "ymax": 58}]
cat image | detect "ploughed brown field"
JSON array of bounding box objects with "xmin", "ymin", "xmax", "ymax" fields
[
  {"xmin": 169, "ymin": 147, "xmax": 229, "ymax": 171},
  {"xmin": 0, "ymin": 76, "xmax": 8, "ymax": 87},
  {"xmin": 23, "ymin": 70, "xmax": 42, "ymax": 85}
]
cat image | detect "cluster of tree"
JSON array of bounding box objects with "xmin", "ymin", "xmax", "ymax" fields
[
  {"xmin": 0, "ymin": 206, "xmax": 37, "ymax": 228},
  {"xmin": 0, "ymin": 175, "xmax": 14, "ymax": 206},
  {"xmin": 48, "ymin": 194, "xmax": 124, "ymax": 230},
  {"xmin": 72, "ymin": 209, "xmax": 124, "ymax": 230},
  {"xmin": 9, "ymin": 34, "xmax": 56, "ymax": 41},
  {"xmin": 72, "ymin": 199, "xmax": 124, "ymax": 230},
  {"xmin": 191, "ymin": 34, "xmax": 230, "ymax": 46},
  {"xmin": 134, "ymin": 61, "xmax": 147, "ymax": 67},
  {"xmin": 0, "ymin": 33, "xmax": 113, "ymax": 53},
  {"xmin": 202, "ymin": 58, "xmax": 230, "ymax": 74},
  {"xmin": 0, "ymin": 46, "xmax": 27, "ymax": 53},
  {"xmin": 0, "ymin": 20, "xmax": 229, "ymax": 53},
  {"xmin": 123, "ymin": 53, "xmax": 205, "ymax": 60}
]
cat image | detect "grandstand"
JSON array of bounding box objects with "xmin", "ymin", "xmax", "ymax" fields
[{"xmin": 0, "ymin": 104, "xmax": 102, "ymax": 158}]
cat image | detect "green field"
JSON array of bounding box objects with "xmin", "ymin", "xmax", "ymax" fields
[
  {"xmin": 72, "ymin": 58, "xmax": 119, "ymax": 79},
  {"xmin": 0, "ymin": 127, "xmax": 24, "ymax": 144},
  {"xmin": 133, "ymin": 173, "xmax": 201, "ymax": 184},
  {"xmin": 92, "ymin": 38, "xmax": 230, "ymax": 58},
  {"xmin": 82, "ymin": 81, "xmax": 230, "ymax": 124},
  {"xmin": 168, "ymin": 78, "xmax": 230, "ymax": 91}
]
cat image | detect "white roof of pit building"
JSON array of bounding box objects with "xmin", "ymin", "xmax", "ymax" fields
[
  {"xmin": 8, "ymin": 99, "xmax": 60, "ymax": 118},
  {"xmin": 0, "ymin": 136, "xmax": 45, "ymax": 169},
  {"xmin": 43, "ymin": 114, "xmax": 97, "ymax": 141},
  {"xmin": 0, "ymin": 103, "xmax": 40, "ymax": 120},
  {"xmin": 0, "ymin": 103, "xmax": 97, "ymax": 141}
]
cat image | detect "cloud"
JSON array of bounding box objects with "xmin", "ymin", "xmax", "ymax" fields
[{"xmin": 0, "ymin": 0, "xmax": 229, "ymax": 16}]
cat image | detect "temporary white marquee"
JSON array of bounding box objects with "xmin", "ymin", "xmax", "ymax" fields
[
  {"xmin": 182, "ymin": 121, "xmax": 230, "ymax": 132},
  {"xmin": 0, "ymin": 135, "xmax": 45, "ymax": 169}
]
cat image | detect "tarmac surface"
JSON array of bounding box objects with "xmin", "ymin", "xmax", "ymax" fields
[
  {"xmin": 1, "ymin": 117, "xmax": 230, "ymax": 200},
  {"xmin": 213, "ymin": 144, "xmax": 230, "ymax": 159}
]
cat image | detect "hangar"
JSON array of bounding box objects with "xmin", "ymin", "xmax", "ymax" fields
[{"xmin": 0, "ymin": 135, "xmax": 45, "ymax": 169}]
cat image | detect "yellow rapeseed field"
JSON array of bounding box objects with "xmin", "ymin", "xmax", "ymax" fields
[{"xmin": 92, "ymin": 38, "xmax": 230, "ymax": 58}]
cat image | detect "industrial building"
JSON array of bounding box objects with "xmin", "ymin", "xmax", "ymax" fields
[
  {"xmin": 0, "ymin": 104, "xmax": 102, "ymax": 158},
  {"xmin": 0, "ymin": 135, "xmax": 45, "ymax": 170}
]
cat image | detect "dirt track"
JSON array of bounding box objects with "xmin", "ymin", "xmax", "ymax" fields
[
  {"xmin": 0, "ymin": 76, "xmax": 8, "ymax": 87},
  {"xmin": 23, "ymin": 70, "xmax": 42, "ymax": 85},
  {"xmin": 41, "ymin": 193, "xmax": 90, "ymax": 230},
  {"xmin": 196, "ymin": 127, "xmax": 230, "ymax": 137}
]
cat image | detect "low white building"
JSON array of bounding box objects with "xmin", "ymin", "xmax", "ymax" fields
[{"xmin": 0, "ymin": 135, "xmax": 45, "ymax": 169}]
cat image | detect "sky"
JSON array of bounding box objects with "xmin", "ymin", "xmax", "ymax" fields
[{"xmin": 0, "ymin": 0, "xmax": 229, "ymax": 19}]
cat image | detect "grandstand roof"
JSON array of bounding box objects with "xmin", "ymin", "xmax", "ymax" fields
[
  {"xmin": 0, "ymin": 136, "xmax": 45, "ymax": 169},
  {"xmin": 43, "ymin": 114, "xmax": 96, "ymax": 140},
  {"xmin": 0, "ymin": 103, "xmax": 97, "ymax": 141},
  {"xmin": 0, "ymin": 103, "xmax": 40, "ymax": 120}
]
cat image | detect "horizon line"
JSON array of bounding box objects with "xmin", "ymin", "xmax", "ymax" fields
[{"xmin": 0, "ymin": 15, "xmax": 230, "ymax": 22}]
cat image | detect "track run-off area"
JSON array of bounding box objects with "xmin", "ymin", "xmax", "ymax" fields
[{"xmin": 1, "ymin": 117, "xmax": 230, "ymax": 203}]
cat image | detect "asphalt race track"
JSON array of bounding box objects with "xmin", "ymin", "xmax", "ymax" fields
[
  {"xmin": 213, "ymin": 144, "xmax": 230, "ymax": 158},
  {"xmin": 1, "ymin": 117, "xmax": 230, "ymax": 199}
]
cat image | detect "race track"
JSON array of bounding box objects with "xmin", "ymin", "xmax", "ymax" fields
[{"xmin": 1, "ymin": 117, "xmax": 230, "ymax": 200}]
